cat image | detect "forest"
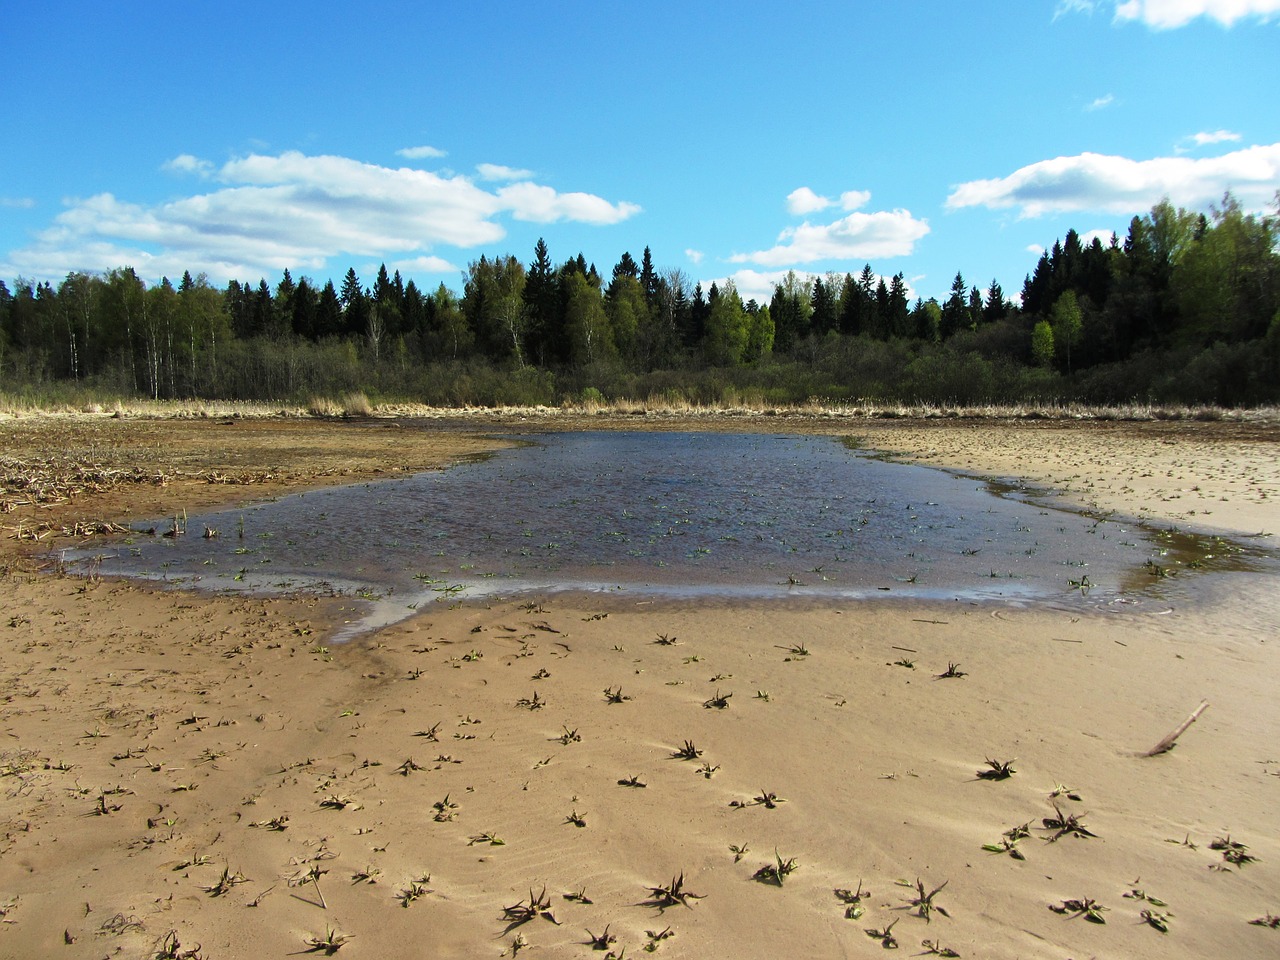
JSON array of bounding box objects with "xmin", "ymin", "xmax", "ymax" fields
[{"xmin": 1, "ymin": 194, "xmax": 1277, "ymax": 408}]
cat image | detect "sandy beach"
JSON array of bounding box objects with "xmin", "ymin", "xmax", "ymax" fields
[{"xmin": 2, "ymin": 411, "xmax": 1278, "ymax": 959}]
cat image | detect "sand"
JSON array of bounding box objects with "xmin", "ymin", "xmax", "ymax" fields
[{"xmin": 1, "ymin": 411, "xmax": 1278, "ymax": 959}]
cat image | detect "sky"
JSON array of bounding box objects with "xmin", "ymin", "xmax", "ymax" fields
[{"xmin": 2, "ymin": 1, "xmax": 1278, "ymax": 307}]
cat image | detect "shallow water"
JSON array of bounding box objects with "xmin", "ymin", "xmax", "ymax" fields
[{"xmin": 73, "ymin": 431, "xmax": 1274, "ymax": 633}]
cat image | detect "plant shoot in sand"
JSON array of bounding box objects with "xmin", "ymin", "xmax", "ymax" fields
[
  {"xmin": 645, "ymin": 924, "xmax": 676, "ymax": 951},
  {"xmin": 432, "ymin": 794, "xmax": 459, "ymax": 821},
  {"xmin": 202, "ymin": 865, "xmax": 250, "ymax": 897},
  {"xmin": 584, "ymin": 924, "xmax": 616, "ymax": 950},
  {"xmin": 397, "ymin": 879, "xmax": 431, "ymax": 907},
  {"xmin": 982, "ymin": 822, "xmax": 1030, "ymax": 860},
  {"xmin": 515, "ymin": 690, "xmax": 545, "ymax": 710},
  {"xmin": 1049, "ymin": 898, "xmax": 1108, "ymax": 923},
  {"xmin": 155, "ymin": 930, "xmax": 205, "ymax": 960},
  {"xmin": 303, "ymin": 927, "xmax": 351, "ymax": 955},
  {"xmin": 899, "ymin": 878, "xmax": 950, "ymax": 922},
  {"xmin": 835, "ymin": 880, "xmax": 870, "ymax": 919},
  {"xmin": 642, "ymin": 873, "xmax": 705, "ymax": 911},
  {"xmin": 1042, "ymin": 803, "xmax": 1097, "ymax": 841},
  {"xmin": 703, "ymin": 689, "xmax": 732, "ymax": 709},
  {"xmin": 753, "ymin": 851, "xmax": 799, "ymax": 886},
  {"xmin": 502, "ymin": 886, "xmax": 561, "ymax": 930},
  {"xmin": 730, "ymin": 787, "xmax": 784, "ymax": 810},
  {"xmin": 865, "ymin": 919, "xmax": 899, "ymax": 948},
  {"xmin": 976, "ymin": 758, "xmax": 1016, "ymax": 780},
  {"xmin": 670, "ymin": 740, "xmax": 702, "ymax": 760},
  {"xmin": 1210, "ymin": 835, "xmax": 1258, "ymax": 865}
]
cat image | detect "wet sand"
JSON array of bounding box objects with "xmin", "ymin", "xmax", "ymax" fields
[{"xmin": 1, "ymin": 411, "xmax": 1278, "ymax": 959}]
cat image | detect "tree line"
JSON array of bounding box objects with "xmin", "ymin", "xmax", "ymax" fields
[{"xmin": 1, "ymin": 193, "xmax": 1277, "ymax": 407}]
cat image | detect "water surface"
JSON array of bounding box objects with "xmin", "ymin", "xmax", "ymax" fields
[{"xmin": 75, "ymin": 431, "xmax": 1272, "ymax": 632}]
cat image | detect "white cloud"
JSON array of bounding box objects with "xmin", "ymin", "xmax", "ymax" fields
[
  {"xmin": 396, "ymin": 145, "xmax": 447, "ymax": 159},
  {"xmin": 685, "ymin": 248, "xmax": 704, "ymax": 265},
  {"xmin": 163, "ymin": 154, "xmax": 214, "ymax": 177},
  {"xmin": 946, "ymin": 142, "xmax": 1280, "ymax": 217},
  {"xmin": 786, "ymin": 187, "xmax": 832, "ymax": 215},
  {"xmin": 1055, "ymin": 0, "xmax": 1099, "ymax": 19},
  {"xmin": 476, "ymin": 163, "xmax": 535, "ymax": 182},
  {"xmin": 1026, "ymin": 243, "xmax": 1047, "ymax": 255},
  {"xmin": 1058, "ymin": 0, "xmax": 1280, "ymax": 26},
  {"xmin": 1085, "ymin": 94, "xmax": 1115, "ymax": 111},
  {"xmin": 731, "ymin": 207, "xmax": 930, "ymax": 267},
  {"xmin": 6, "ymin": 150, "xmax": 640, "ymax": 284},
  {"xmin": 389, "ymin": 255, "xmax": 460, "ymax": 275},
  {"xmin": 704, "ymin": 267, "xmax": 909, "ymax": 307},
  {"xmin": 1193, "ymin": 129, "xmax": 1243, "ymax": 146},
  {"xmin": 1114, "ymin": 0, "xmax": 1280, "ymax": 27},
  {"xmin": 785, "ymin": 187, "xmax": 872, "ymax": 216},
  {"xmin": 495, "ymin": 182, "xmax": 641, "ymax": 225},
  {"xmin": 1080, "ymin": 228, "xmax": 1118, "ymax": 246},
  {"xmin": 839, "ymin": 190, "xmax": 872, "ymax": 211},
  {"xmin": 709, "ymin": 269, "xmax": 788, "ymax": 306},
  {"xmin": 1175, "ymin": 129, "xmax": 1244, "ymax": 154},
  {"xmin": 1, "ymin": 196, "xmax": 36, "ymax": 209}
]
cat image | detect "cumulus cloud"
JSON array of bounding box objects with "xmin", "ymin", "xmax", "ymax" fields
[
  {"xmin": 705, "ymin": 267, "xmax": 907, "ymax": 308},
  {"xmin": 6, "ymin": 150, "xmax": 640, "ymax": 283},
  {"xmin": 476, "ymin": 163, "xmax": 535, "ymax": 182},
  {"xmin": 785, "ymin": 187, "xmax": 872, "ymax": 216},
  {"xmin": 786, "ymin": 187, "xmax": 831, "ymax": 215},
  {"xmin": 707, "ymin": 269, "xmax": 789, "ymax": 306},
  {"xmin": 946, "ymin": 142, "xmax": 1280, "ymax": 217},
  {"xmin": 1080, "ymin": 228, "xmax": 1119, "ymax": 246},
  {"xmin": 1114, "ymin": 0, "xmax": 1280, "ymax": 27},
  {"xmin": 731, "ymin": 206, "xmax": 930, "ymax": 267},
  {"xmin": 162, "ymin": 154, "xmax": 214, "ymax": 177},
  {"xmin": 396, "ymin": 145, "xmax": 447, "ymax": 159},
  {"xmin": 1175, "ymin": 129, "xmax": 1245, "ymax": 154},
  {"xmin": 495, "ymin": 182, "xmax": 641, "ymax": 224},
  {"xmin": 389, "ymin": 254, "xmax": 460, "ymax": 275},
  {"xmin": 839, "ymin": 190, "xmax": 873, "ymax": 211},
  {"xmin": 1193, "ymin": 129, "xmax": 1242, "ymax": 146},
  {"xmin": 685, "ymin": 248, "xmax": 704, "ymax": 265}
]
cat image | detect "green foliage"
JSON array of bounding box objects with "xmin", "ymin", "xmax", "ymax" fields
[
  {"xmin": 2, "ymin": 192, "xmax": 1277, "ymax": 407},
  {"xmin": 1050, "ymin": 290, "xmax": 1083, "ymax": 373},
  {"xmin": 703, "ymin": 282, "xmax": 749, "ymax": 366},
  {"xmin": 1031, "ymin": 320, "xmax": 1055, "ymax": 368}
]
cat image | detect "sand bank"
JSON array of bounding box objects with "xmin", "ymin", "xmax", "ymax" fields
[{"xmin": 1, "ymin": 413, "xmax": 1277, "ymax": 959}]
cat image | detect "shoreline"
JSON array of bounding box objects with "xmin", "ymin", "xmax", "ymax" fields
[{"xmin": 2, "ymin": 414, "xmax": 1278, "ymax": 959}]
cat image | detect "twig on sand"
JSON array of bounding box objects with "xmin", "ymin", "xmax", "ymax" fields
[{"xmin": 1144, "ymin": 699, "xmax": 1209, "ymax": 756}]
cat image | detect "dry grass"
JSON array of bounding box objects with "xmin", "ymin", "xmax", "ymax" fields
[{"xmin": 3, "ymin": 393, "xmax": 1277, "ymax": 424}]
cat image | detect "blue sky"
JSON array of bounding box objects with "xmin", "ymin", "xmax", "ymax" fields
[{"xmin": 2, "ymin": 1, "xmax": 1278, "ymax": 306}]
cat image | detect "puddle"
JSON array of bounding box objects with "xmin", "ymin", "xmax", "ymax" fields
[{"xmin": 64, "ymin": 431, "xmax": 1276, "ymax": 636}]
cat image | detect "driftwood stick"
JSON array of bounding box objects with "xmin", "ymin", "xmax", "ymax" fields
[{"xmin": 1144, "ymin": 699, "xmax": 1209, "ymax": 756}]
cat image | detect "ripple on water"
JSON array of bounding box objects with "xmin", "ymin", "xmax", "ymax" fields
[{"xmin": 69, "ymin": 431, "xmax": 1276, "ymax": 635}]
